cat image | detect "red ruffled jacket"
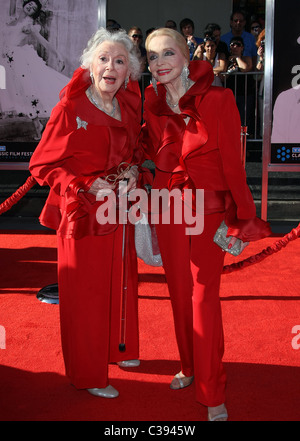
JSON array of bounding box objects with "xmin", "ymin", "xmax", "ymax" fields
[
  {"xmin": 141, "ymin": 60, "xmax": 271, "ymax": 242},
  {"xmin": 29, "ymin": 67, "xmax": 148, "ymax": 239}
]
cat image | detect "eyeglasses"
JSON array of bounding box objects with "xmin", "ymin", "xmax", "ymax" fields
[
  {"xmin": 204, "ymin": 37, "xmax": 216, "ymax": 43},
  {"xmin": 130, "ymin": 34, "xmax": 142, "ymax": 39},
  {"xmin": 230, "ymin": 42, "xmax": 243, "ymax": 48},
  {"xmin": 251, "ymin": 26, "xmax": 260, "ymax": 31}
]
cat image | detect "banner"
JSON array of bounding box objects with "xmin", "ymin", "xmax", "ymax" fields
[
  {"xmin": 0, "ymin": 0, "xmax": 99, "ymax": 165},
  {"xmin": 270, "ymin": 0, "xmax": 300, "ymax": 163}
]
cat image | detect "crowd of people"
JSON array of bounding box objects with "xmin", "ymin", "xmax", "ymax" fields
[
  {"xmin": 29, "ymin": 8, "xmax": 271, "ymax": 423},
  {"xmin": 108, "ymin": 11, "xmax": 265, "ymax": 82},
  {"xmin": 108, "ymin": 10, "xmax": 266, "ymax": 135}
]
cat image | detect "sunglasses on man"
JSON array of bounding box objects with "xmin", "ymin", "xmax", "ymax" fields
[
  {"xmin": 230, "ymin": 42, "xmax": 243, "ymax": 48},
  {"xmin": 204, "ymin": 36, "xmax": 216, "ymax": 43},
  {"xmin": 131, "ymin": 34, "xmax": 142, "ymax": 39}
]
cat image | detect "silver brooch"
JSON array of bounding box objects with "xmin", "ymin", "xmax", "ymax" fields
[{"xmin": 76, "ymin": 116, "xmax": 88, "ymax": 130}]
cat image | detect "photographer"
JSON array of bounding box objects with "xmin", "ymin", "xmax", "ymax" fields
[
  {"xmin": 193, "ymin": 36, "xmax": 227, "ymax": 87},
  {"xmin": 179, "ymin": 18, "xmax": 203, "ymax": 60},
  {"xmin": 256, "ymin": 29, "xmax": 265, "ymax": 71},
  {"xmin": 227, "ymin": 36, "xmax": 252, "ymax": 72},
  {"xmin": 256, "ymin": 29, "xmax": 265, "ymax": 137}
]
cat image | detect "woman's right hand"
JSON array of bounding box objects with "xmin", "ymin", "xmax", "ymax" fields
[
  {"xmin": 257, "ymin": 46, "xmax": 264, "ymax": 58},
  {"xmin": 193, "ymin": 43, "xmax": 205, "ymax": 60},
  {"xmin": 87, "ymin": 177, "xmax": 115, "ymax": 197}
]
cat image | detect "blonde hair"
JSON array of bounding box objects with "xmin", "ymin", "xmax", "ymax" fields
[{"xmin": 145, "ymin": 27, "xmax": 190, "ymax": 63}]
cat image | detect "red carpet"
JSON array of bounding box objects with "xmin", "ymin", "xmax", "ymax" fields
[{"xmin": 0, "ymin": 230, "xmax": 299, "ymax": 421}]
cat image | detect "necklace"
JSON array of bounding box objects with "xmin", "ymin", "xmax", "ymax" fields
[
  {"xmin": 166, "ymin": 96, "xmax": 179, "ymax": 108},
  {"xmin": 87, "ymin": 88, "xmax": 116, "ymax": 117},
  {"xmin": 166, "ymin": 78, "xmax": 191, "ymax": 109}
]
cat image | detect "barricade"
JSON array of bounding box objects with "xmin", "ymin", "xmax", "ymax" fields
[{"xmin": 0, "ymin": 175, "xmax": 299, "ymax": 275}]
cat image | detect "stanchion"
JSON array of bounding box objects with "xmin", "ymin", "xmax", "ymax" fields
[
  {"xmin": 241, "ymin": 125, "xmax": 248, "ymax": 168},
  {"xmin": 0, "ymin": 175, "xmax": 59, "ymax": 304},
  {"xmin": 36, "ymin": 283, "xmax": 59, "ymax": 304}
]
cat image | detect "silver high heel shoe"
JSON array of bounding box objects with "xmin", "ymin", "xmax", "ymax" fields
[
  {"xmin": 87, "ymin": 385, "xmax": 119, "ymax": 398},
  {"xmin": 117, "ymin": 359, "xmax": 140, "ymax": 368}
]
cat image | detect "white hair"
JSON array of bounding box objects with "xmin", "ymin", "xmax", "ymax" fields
[{"xmin": 80, "ymin": 27, "xmax": 141, "ymax": 81}]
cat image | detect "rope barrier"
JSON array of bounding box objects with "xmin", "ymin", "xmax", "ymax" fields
[
  {"xmin": 222, "ymin": 222, "xmax": 300, "ymax": 274},
  {"xmin": 0, "ymin": 176, "xmax": 299, "ymax": 274},
  {"xmin": 0, "ymin": 175, "xmax": 37, "ymax": 215}
]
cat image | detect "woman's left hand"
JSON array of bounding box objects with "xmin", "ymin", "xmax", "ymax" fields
[{"xmin": 228, "ymin": 236, "xmax": 248, "ymax": 253}]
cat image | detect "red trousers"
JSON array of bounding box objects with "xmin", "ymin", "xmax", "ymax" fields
[
  {"xmin": 57, "ymin": 224, "xmax": 139, "ymax": 389},
  {"xmin": 155, "ymin": 211, "xmax": 227, "ymax": 407}
]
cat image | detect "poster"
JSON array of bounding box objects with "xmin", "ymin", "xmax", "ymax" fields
[
  {"xmin": 0, "ymin": 0, "xmax": 99, "ymax": 165},
  {"xmin": 270, "ymin": 0, "xmax": 300, "ymax": 163}
]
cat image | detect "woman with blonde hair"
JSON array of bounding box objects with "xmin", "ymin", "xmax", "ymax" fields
[{"xmin": 142, "ymin": 27, "xmax": 271, "ymax": 421}]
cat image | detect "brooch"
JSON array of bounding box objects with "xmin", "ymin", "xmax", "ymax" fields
[{"xmin": 76, "ymin": 116, "xmax": 88, "ymax": 130}]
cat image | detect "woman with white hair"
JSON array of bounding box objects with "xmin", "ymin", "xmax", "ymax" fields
[{"xmin": 29, "ymin": 28, "xmax": 146, "ymax": 398}]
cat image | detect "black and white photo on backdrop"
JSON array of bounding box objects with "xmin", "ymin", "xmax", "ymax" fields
[{"xmin": 0, "ymin": 0, "xmax": 99, "ymax": 144}]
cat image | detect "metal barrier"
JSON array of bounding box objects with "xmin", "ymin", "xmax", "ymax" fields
[{"xmin": 221, "ymin": 71, "xmax": 264, "ymax": 143}]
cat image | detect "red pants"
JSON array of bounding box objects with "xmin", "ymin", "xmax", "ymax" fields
[
  {"xmin": 57, "ymin": 224, "xmax": 139, "ymax": 389},
  {"xmin": 155, "ymin": 211, "xmax": 226, "ymax": 407}
]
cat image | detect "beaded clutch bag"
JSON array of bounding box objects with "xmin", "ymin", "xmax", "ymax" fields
[
  {"xmin": 135, "ymin": 212, "xmax": 162, "ymax": 267},
  {"xmin": 213, "ymin": 221, "xmax": 248, "ymax": 256}
]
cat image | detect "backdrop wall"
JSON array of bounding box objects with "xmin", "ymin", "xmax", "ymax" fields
[{"xmin": 107, "ymin": 0, "xmax": 233, "ymax": 39}]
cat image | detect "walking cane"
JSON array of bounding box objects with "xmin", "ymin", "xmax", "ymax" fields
[
  {"xmin": 119, "ymin": 178, "xmax": 130, "ymax": 352},
  {"xmin": 241, "ymin": 125, "xmax": 248, "ymax": 168}
]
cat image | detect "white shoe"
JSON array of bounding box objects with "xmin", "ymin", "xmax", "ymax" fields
[
  {"xmin": 87, "ymin": 385, "xmax": 119, "ymax": 398},
  {"xmin": 208, "ymin": 404, "xmax": 228, "ymax": 421},
  {"xmin": 117, "ymin": 359, "xmax": 140, "ymax": 368},
  {"xmin": 170, "ymin": 371, "xmax": 194, "ymax": 390}
]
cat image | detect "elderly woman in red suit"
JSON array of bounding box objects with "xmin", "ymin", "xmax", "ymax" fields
[
  {"xmin": 29, "ymin": 28, "xmax": 146, "ymax": 398},
  {"xmin": 142, "ymin": 28, "xmax": 271, "ymax": 421}
]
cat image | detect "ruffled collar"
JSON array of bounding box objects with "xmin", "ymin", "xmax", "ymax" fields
[
  {"xmin": 59, "ymin": 67, "xmax": 141, "ymax": 104},
  {"xmin": 59, "ymin": 67, "xmax": 91, "ymax": 102},
  {"xmin": 145, "ymin": 60, "xmax": 214, "ymax": 117},
  {"xmin": 144, "ymin": 61, "xmax": 214, "ymax": 190}
]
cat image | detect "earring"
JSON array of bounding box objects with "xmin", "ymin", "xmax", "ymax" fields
[
  {"xmin": 124, "ymin": 77, "xmax": 129, "ymax": 89},
  {"xmin": 90, "ymin": 71, "xmax": 94, "ymax": 84},
  {"xmin": 181, "ymin": 65, "xmax": 190, "ymax": 90},
  {"xmin": 151, "ymin": 76, "xmax": 158, "ymax": 95}
]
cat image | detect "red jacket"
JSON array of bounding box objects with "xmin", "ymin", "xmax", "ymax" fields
[
  {"xmin": 142, "ymin": 60, "xmax": 271, "ymax": 241},
  {"xmin": 29, "ymin": 67, "xmax": 144, "ymax": 238}
]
